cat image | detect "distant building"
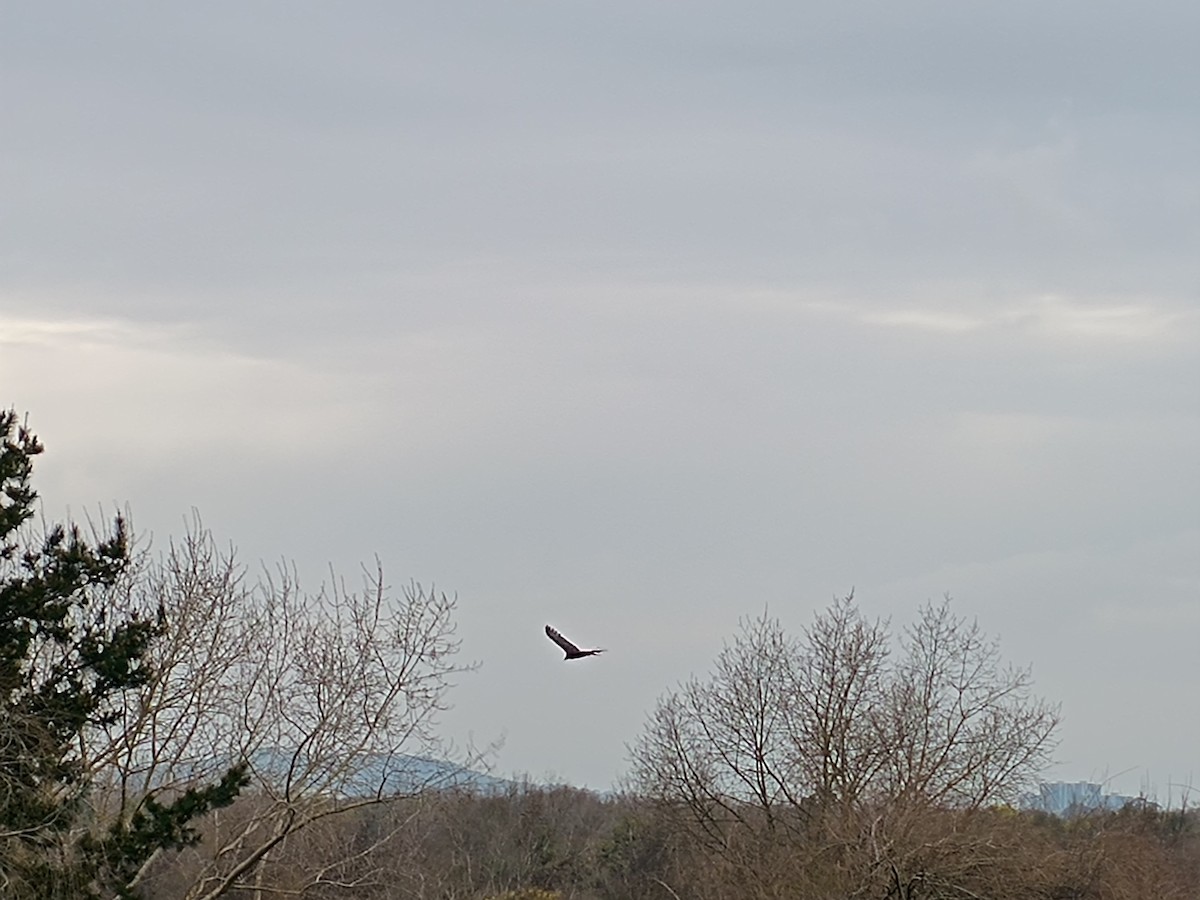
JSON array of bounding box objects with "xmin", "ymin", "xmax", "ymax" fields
[{"xmin": 1022, "ymin": 781, "xmax": 1136, "ymax": 815}]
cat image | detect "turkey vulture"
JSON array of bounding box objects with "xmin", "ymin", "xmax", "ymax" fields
[{"xmin": 545, "ymin": 625, "xmax": 605, "ymax": 660}]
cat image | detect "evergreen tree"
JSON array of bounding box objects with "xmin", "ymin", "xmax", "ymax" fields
[{"xmin": 0, "ymin": 410, "xmax": 247, "ymax": 898}]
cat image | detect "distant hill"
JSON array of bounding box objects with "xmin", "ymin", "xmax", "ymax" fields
[{"xmin": 246, "ymin": 747, "xmax": 520, "ymax": 798}]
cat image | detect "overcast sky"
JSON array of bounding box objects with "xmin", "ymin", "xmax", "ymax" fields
[{"xmin": 3, "ymin": 2, "xmax": 1198, "ymax": 799}]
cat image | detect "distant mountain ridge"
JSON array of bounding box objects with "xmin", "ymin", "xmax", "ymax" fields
[{"xmin": 246, "ymin": 748, "xmax": 520, "ymax": 798}]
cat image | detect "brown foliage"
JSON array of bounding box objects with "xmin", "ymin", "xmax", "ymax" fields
[{"xmin": 119, "ymin": 777, "xmax": 1200, "ymax": 900}]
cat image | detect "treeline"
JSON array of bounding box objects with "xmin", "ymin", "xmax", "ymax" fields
[
  {"xmin": 3, "ymin": 408, "xmax": 1198, "ymax": 899},
  {"xmin": 134, "ymin": 785, "xmax": 1200, "ymax": 899}
]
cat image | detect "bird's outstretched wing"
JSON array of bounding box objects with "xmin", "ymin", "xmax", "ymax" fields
[
  {"xmin": 545, "ymin": 625, "xmax": 582, "ymax": 655},
  {"xmin": 545, "ymin": 625, "xmax": 605, "ymax": 660}
]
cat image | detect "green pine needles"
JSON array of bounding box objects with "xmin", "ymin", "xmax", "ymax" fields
[{"xmin": 0, "ymin": 409, "xmax": 248, "ymax": 898}]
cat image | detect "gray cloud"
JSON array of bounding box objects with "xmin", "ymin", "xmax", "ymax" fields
[{"xmin": 2, "ymin": 2, "xmax": 1197, "ymax": 793}]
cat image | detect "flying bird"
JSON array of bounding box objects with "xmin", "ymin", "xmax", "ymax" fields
[{"xmin": 545, "ymin": 625, "xmax": 605, "ymax": 660}]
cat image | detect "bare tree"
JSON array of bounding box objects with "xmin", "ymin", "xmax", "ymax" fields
[
  {"xmin": 880, "ymin": 599, "xmax": 1060, "ymax": 810},
  {"xmin": 629, "ymin": 611, "xmax": 799, "ymax": 850},
  {"xmin": 629, "ymin": 595, "xmax": 1060, "ymax": 897},
  {"xmin": 787, "ymin": 595, "xmax": 891, "ymax": 808},
  {"xmin": 83, "ymin": 519, "xmax": 480, "ymax": 899}
]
